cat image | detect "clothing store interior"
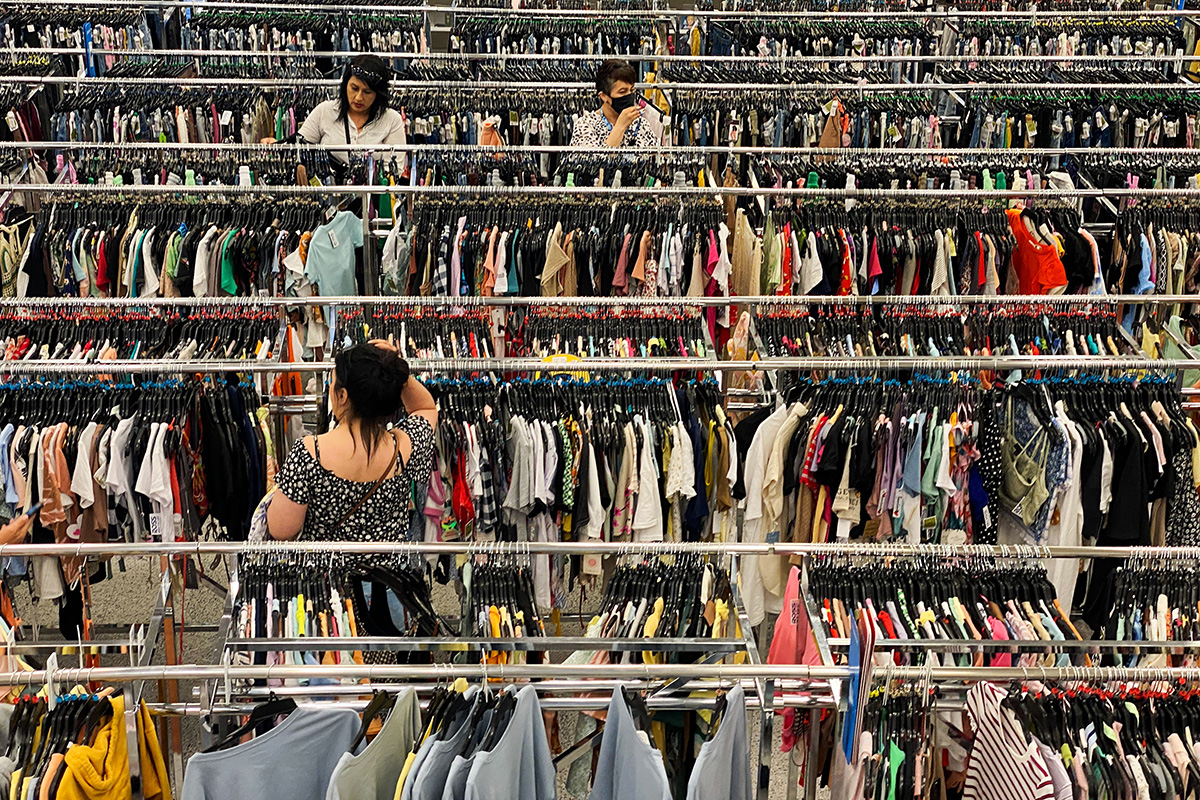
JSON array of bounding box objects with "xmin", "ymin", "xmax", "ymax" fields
[{"xmin": 4, "ymin": 0, "xmax": 1200, "ymax": 798}]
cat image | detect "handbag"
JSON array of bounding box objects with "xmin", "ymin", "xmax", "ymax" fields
[{"xmin": 331, "ymin": 115, "xmax": 369, "ymax": 186}]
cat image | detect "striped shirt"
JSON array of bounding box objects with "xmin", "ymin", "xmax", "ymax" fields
[{"xmin": 962, "ymin": 682, "xmax": 1057, "ymax": 800}]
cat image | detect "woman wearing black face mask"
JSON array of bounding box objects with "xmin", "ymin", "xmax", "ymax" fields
[{"xmin": 570, "ymin": 59, "xmax": 661, "ymax": 149}]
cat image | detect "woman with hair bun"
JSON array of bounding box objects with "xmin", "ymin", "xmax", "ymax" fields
[{"xmin": 266, "ymin": 339, "xmax": 437, "ymax": 542}]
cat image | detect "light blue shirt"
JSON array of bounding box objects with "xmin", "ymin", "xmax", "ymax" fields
[{"xmin": 305, "ymin": 211, "xmax": 365, "ymax": 299}]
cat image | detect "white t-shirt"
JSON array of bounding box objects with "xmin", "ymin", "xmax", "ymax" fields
[{"xmin": 299, "ymin": 99, "xmax": 406, "ymax": 164}]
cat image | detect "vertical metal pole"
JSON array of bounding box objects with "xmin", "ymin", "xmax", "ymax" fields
[{"xmin": 362, "ymin": 186, "xmax": 378, "ymax": 296}]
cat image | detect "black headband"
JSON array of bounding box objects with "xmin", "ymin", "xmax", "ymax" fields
[{"xmin": 349, "ymin": 64, "xmax": 386, "ymax": 88}]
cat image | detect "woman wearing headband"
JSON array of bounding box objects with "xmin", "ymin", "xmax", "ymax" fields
[{"xmin": 261, "ymin": 55, "xmax": 405, "ymax": 163}]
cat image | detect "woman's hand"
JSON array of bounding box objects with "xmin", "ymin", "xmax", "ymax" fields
[
  {"xmin": 261, "ymin": 137, "xmax": 278, "ymax": 144},
  {"xmin": 0, "ymin": 515, "xmax": 32, "ymax": 546},
  {"xmin": 369, "ymin": 338, "xmax": 399, "ymax": 354}
]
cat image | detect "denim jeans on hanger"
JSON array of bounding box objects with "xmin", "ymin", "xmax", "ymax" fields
[{"xmin": 709, "ymin": 25, "xmax": 733, "ymax": 56}]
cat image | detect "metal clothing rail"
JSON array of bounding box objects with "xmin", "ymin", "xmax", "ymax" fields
[
  {"xmin": 2, "ymin": 0, "xmax": 1198, "ymax": 17},
  {"xmin": 28, "ymin": 46, "xmax": 1200, "ymax": 64},
  {"xmin": 0, "ymin": 354, "xmax": 1181, "ymax": 373},
  {"xmin": 3, "ymin": 182, "xmax": 1195, "ymax": 198},
  {"xmin": 7, "ymin": 662, "xmax": 1200, "ymax": 684},
  {"xmin": 0, "ymin": 293, "xmax": 1184, "ymax": 308},
  {"xmin": 6, "ymin": 75, "xmax": 1200, "ymax": 91},
  {"xmin": 0, "ymin": 539, "xmax": 1195, "ymax": 559},
  {"xmin": 18, "ymin": 141, "xmax": 1200, "ymax": 157}
]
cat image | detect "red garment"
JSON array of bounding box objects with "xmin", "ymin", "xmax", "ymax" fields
[{"xmin": 767, "ymin": 566, "xmax": 822, "ymax": 666}]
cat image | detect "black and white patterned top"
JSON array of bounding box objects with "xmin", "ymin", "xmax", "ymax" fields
[
  {"xmin": 274, "ymin": 415, "xmax": 435, "ymax": 543},
  {"xmin": 570, "ymin": 109, "xmax": 660, "ymax": 149}
]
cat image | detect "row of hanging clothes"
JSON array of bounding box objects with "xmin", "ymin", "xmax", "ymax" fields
[
  {"xmin": 507, "ymin": 306, "xmax": 712, "ymax": 359},
  {"xmin": 0, "ymin": 375, "xmax": 274, "ymax": 551},
  {"xmin": 808, "ymin": 554, "xmax": 1086, "ymax": 668},
  {"xmin": 0, "ymin": 376, "xmax": 270, "ymax": 646},
  {"xmin": 734, "ymin": 374, "xmax": 1200, "ymax": 627},
  {"xmin": 565, "ymin": 554, "xmax": 739, "ymax": 660},
  {"xmin": 184, "ymin": 683, "xmax": 556, "ymax": 800},
  {"xmin": 726, "ymin": 199, "xmax": 1101, "ymax": 299},
  {"xmin": 1084, "ymin": 555, "xmax": 1200, "ymax": 662},
  {"xmin": 752, "ymin": 301, "xmax": 1134, "ymax": 359},
  {"xmin": 449, "ymin": 16, "xmax": 656, "ymax": 59},
  {"xmin": 941, "ymin": 87, "xmax": 1198, "ymax": 153},
  {"xmin": 0, "ymin": 303, "xmax": 278, "ymax": 362},
  {"xmin": 334, "ymin": 305, "xmax": 496, "ymax": 359},
  {"xmin": 6, "ymin": 195, "xmax": 328, "ymax": 299},
  {"xmin": 0, "ymin": 7, "xmax": 155, "ymax": 78},
  {"xmin": 854, "ymin": 680, "xmax": 1200, "ymax": 800},
  {"xmin": 230, "ymin": 551, "xmax": 441, "ymax": 671},
  {"xmin": 63, "ymin": 143, "xmax": 340, "ymax": 187},
  {"xmin": 0, "ymin": 689, "xmax": 170, "ymax": 800},
  {"xmin": 942, "ymin": 18, "xmax": 1188, "ymax": 81},
  {"xmin": 681, "ymin": 18, "xmax": 934, "ymax": 82},
  {"xmin": 42, "ymin": 81, "xmax": 328, "ymax": 145},
  {"xmin": 179, "ymin": 8, "xmax": 427, "ymax": 75},
  {"xmin": 398, "ymin": 195, "xmax": 727, "ymax": 303},
  {"xmin": 418, "ymin": 375, "xmax": 732, "ymax": 608}
]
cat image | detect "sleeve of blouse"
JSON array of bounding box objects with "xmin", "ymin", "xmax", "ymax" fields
[
  {"xmin": 298, "ymin": 101, "xmax": 331, "ymax": 145},
  {"xmin": 384, "ymin": 111, "xmax": 407, "ymax": 146},
  {"xmin": 273, "ymin": 442, "xmax": 314, "ymax": 504},
  {"xmin": 398, "ymin": 416, "xmax": 435, "ymax": 484}
]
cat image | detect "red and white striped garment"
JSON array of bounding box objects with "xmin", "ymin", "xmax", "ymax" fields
[{"xmin": 962, "ymin": 682, "xmax": 1056, "ymax": 800}]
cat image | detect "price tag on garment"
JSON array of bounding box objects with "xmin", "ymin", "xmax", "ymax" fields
[
  {"xmin": 220, "ymin": 110, "xmax": 233, "ymax": 127},
  {"xmin": 582, "ymin": 553, "xmax": 602, "ymax": 576},
  {"xmin": 509, "ymin": 110, "xmax": 520, "ymax": 128},
  {"xmin": 887, "ymin": 124, "xmax": 902, "ymax": 142},
  {"xmin": 943, "ymin": 529, "xmax": 968, "ymax": 546},
  {"xmin": 4, "ymin": 112, "xmax": 16, "ymax": 132},
  {"xmin": 921, "ymin": 516, "xmax": 937, "ymax": 530},
  {"xmin": 324, "ymin": 204, "xmax": 337, "ymax": 222},
  {"xmin": 328, "ymin": 228, "xmax": 340, "ymax": 248},
  {"xmin": 1095, "ymin": 111, "xmax": 1108, "ymax": 130}
]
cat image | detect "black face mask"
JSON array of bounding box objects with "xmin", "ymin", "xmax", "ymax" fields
[{"xmin": 609, "ymin": 93, "xmax": 637, "ymax": 114}]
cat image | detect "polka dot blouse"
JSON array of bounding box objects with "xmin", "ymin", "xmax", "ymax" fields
[{"xmin": 274, "ymin": 415, "xmax": 435, "ymax": 543}]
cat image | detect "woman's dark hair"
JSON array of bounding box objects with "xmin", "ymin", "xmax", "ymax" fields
[
  {"xmin": 337, "ymin": 55, "xmax": 392, "ymax": 125},
  {"xmin": 333, "ymin": 342, "xmax": 410, "ymax": 458},
  {"xmin": 595, "ymin": 59, "xmax": 637, "ymax": 96}
]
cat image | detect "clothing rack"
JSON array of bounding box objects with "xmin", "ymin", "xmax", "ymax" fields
[
  {"xmin": 10, "ymin": 183, "xmax": 1197, "ymax": 198},
  {"xmin": 0, "ymin": 354, "xmax": 1185, "ymax": 372},
  {"xmin": 0, "ymin": 293, "xmax": 1184, "ymax": 307},
  {"xmin": 0, "ymin": 661, "xmax": 1197, "ymax": 684},
  {"xmin": 3, "ymin": 0, "xmax": 1198, "ymax": 16},
  {"xmin": 5, "ymin": 76, "xmax": 1198, "ymax": 90},
  {"xmin": 17, "ymin": 143, "xmax": 1200, "ymax": 156},
  {"xmin": 0, "ymin": 540, "xmax": 1195, "ymax": 559},
  {"xmin": 13, "ymin": 47, "xmax": 1197, "ymax": 63}
]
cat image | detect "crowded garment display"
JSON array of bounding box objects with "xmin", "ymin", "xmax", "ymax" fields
[
  {"xmin": 735, "ymin": 374, "xmax": 1200, "ymax": 627},
  {"xmin": 4, "ymin": 1, "xmax": 1200, "ymax": 799}
]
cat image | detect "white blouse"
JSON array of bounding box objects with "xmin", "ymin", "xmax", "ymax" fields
[{"xmin": 298, "ymin": 99, "xmax": 406, "ymax": 164}]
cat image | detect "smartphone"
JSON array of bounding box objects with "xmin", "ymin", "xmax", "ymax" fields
[{"xmin": 23, "ymin": 502, "xmax": 43, "ymax": 518}]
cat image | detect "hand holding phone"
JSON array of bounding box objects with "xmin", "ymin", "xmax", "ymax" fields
[{"xmin": 23, "ymin": 502, "xmax": 43, "ymax": 518}]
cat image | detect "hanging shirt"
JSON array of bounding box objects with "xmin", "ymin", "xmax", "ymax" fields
[
  {"xmin": 686, "ymin": 685, "xmax": 752, "ymax": 800},
  {"xmin": 961, "ymin": 683, "xmax": 1056, "ymax": 800},
  {"xmin": 305, "ymin": 211, "xmax": 365, "ymax": 300},
  {"xmin": 589, "ymin": 689, "xmax": 672, "ymax": 800},
  {"xmin": 462, "ymin": 685, "xmax": 555, "ymax": 800},
  {"xmin": 181, "ymin": 708, "xmax": 360, "ymax": 800},
  {"xmin": 327, "ymin": 689, "xmax": 422, "ymax": 800}
]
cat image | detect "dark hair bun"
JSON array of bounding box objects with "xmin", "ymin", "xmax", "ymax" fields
[{"xmin": 335, "ymin": 343, "xmax": 409, "ymax": 421}]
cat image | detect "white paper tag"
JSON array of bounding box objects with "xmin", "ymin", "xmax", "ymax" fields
[
  {"xmin": 220, "ymin": 110, "xmax": 233, "ymax": 127},
  {"xmin": 328, "ymin": 229, "xmax": 340, "ymax": 248},
  {"xmin": 5, "ymin": 112, "xmax": 17, "ymax": 132}
]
